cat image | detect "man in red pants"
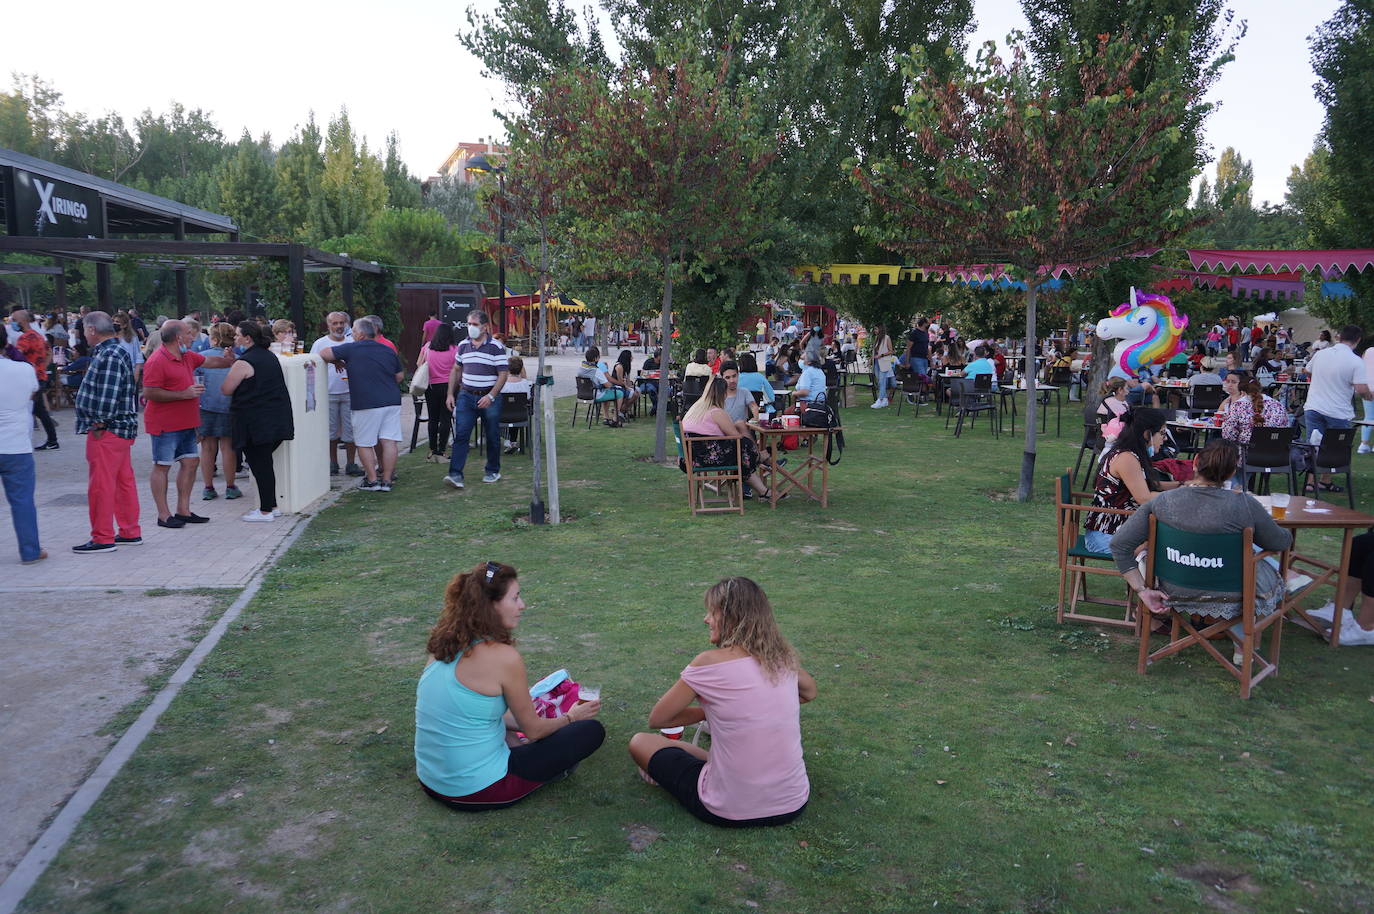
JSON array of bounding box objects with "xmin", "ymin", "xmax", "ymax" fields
[{"xmin": 72, "ymin": 311, "xmax": 142, "ymax": 554}]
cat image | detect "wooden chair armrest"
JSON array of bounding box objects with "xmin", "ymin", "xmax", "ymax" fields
[{"xmin": 1060, "ymin": 503, "xmax": 1135, "ymax": 517}]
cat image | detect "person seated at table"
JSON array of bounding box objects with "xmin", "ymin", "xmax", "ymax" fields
[
  {"xmin": 415, "ymin": 561, "xmax": 605, "ymax": 811},
  {"xmin": 628, "ymin": 576, "xmax": 815, "ymax": 826},
  {"xmin": 707, "ymin": 347, "xmax": 722, "ymax": 374},
  {"xmin": 1250, "ymin": 347, "xmax": 1284, "ymax": 385},
  {"xmin": 499, "ymin": 356, "xmax": 533, "ymax": 454},
  {"xmin": 684, "ymin": 348, "xmax": 713, "ymax": 379},
  {"xmin": 958, "ymin": 345, "xmax": 999, "ymax": 389},
  {"xmin": 990, "ymin": 343, "xmax": 1007, "ymax": 379},
  {"xmin": 1051, "ymin": 344, "xmax": 1075, "ymax": 371},
  {"xmin": 929, "ymin": 341, "xmax": 947, "ymax": 372},
  {"xmin": 1217, "ymin": 350, "xmax": 1239, "ymax": 380},
  {"xmin": 639, "ymin": 347, "xmax": 662, "ymax": 412},
  {"xmin": 1187, "ymin": 343, "xmax": 1208, "ymax": 372},
  {"xmin": 1083, "ymin": 408, "xmax": 1180, "ymax": 554},
  {"xmin": 792, "ymin": 353, "xmax": 828, "ymax": 404},
  {"xmin": 1188, "ymin": 363, "xmax": 1223, "ymax": 388},
  {"xmin": 947, "ymin": 339, "xmax": 968, "ymax": 367},
  {"xmin": 681, "ymin": 377, "xmax": 775, "ymax": 499},
  {"xmin": 576, "ymin": 347, "xmax": 626, "ymax": 428},
  {"xmin": 736, "ymin": 353, "xmax": 777, "ymax": 417},
  {"xmin": 1110, "ymin": 439, "xmax": 1292, "ymax": 656},
  {"xmin": 1096, "ymin": 377, "xmax": 1130, "ymax": 425},
  {"xmin": 1220, "ymin": 370, "xmax": 1287, "ymax": 453},
  {"xmin": 609, "ymin": 349, "xmax": 640, "ymax": 421}
]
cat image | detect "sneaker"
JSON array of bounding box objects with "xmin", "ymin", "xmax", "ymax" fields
[
  {"xmin": 345, "ymin": 463, "xmax": 365, "ymax": 477},
  {"xmin": 377, "ymin": 480, "xmax": 393, "ymax": 492},
  {"xmin": 35, "ymin": 441, "xmax": 60, "ymax": 450},
  {"xmin": 358, "ymin": 479, "xmax": 381, "ymax": 491},
  {"xmin": 870, "ymin": 399, "xmax": 884, "ymax": 409},
  {"xmin": 330, "ymin": 462, "xmax": 341, "ymax": 475},
  {"xmin": 241, "ymin": 509, "xmax": 276, "ymax": 523},
  {"xmin": 174, "ymin": 513, "xmax": 211, "ymax": 524},
  {"xmin": 114, "ymin": 535, "xmax": 143, "ymax": 545},
  {"xmin": 21, "ymin": 550, "xmax": 48, "ymax": 565},
  {"xmin": 1360, "ymin": 444, "xmax": 1372, "ymax": 455},
  {"xmin": 73, "ymin": 540, "xmax": 117, "ymax": 554},
  {"xmin": 157, "ymin": 516, "xmax": 186, "ymax": 529},
  {"xmin": 225, "ymin": 486, "xmax": 243, "ymax": 500},
  {"xmin": 483, "ymin": 472, "xmax": 501, "ymax": 484},
  {"xmin": 270, "ymin": 509, "xmax": 282, "ymax": 518},
  {"xmin": 202, "ymin": 487, "xmax": 218, "ymax": 500},
  {"xmin": 1308, "ymin": 601, "xmax": 1337, "ymax": 623},
  {"xmin": 444, "ymin": 475, "xmax": 465, "ymax": 489}
]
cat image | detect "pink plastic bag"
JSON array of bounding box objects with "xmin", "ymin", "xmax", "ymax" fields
[{"xmin": 531, "ymin": 678, "xmax": 581, "ymax": 719}]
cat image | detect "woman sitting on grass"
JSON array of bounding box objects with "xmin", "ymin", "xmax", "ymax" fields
[
  {"xmin": 630, "ymin": 577, "xmax": 816, "ymax": 826},
  {"xmin": 415, "ymin": 561, "xmax": 604, "ymax": 810}
]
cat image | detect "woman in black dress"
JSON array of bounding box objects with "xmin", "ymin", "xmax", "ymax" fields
[{"xmin": 220, "ymin": 321, "xmax": 294, "ymax": 522}]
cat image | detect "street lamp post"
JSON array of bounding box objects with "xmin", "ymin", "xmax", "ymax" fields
[{"xmin": 467, "ymin": 153, "xmax": 547, "ymax": 524}]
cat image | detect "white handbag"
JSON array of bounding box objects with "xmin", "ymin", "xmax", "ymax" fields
[{"xmin": 409, "ymin": 359, "xmax": 431, "ymax": 396}]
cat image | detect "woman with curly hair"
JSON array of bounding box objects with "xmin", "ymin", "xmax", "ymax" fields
[
  {"xmin": 415, "ymin": 561, "xmax": 605, "ymax": 810},
  {"xmin": 629, "ymin": 577, "xmax": 816, "ymax": 826}
]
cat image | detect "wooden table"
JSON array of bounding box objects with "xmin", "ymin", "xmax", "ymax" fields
[
  {"xmin": 1257, "ymin": 494, "xmax": 1374, "ymax": 648},
  {"xmin": 750, "ymin": 422, "xmax": 841, "ymax": 508}
]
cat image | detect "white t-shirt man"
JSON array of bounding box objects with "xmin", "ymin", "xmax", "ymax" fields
[
  {"xmin": 0, "ymin": 358, "xmax": 40, "ymax": 454},
  {"xmin": 311, "ymin": 329, "xmax": 353, "ymax": 396},
  {"xmin": 1305, "ymin": 342, "xmax": 1365, "ymax": 421}
]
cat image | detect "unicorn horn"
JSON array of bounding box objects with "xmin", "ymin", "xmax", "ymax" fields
[{"xmin": 1130, "ymin": 286, "xmax": 1138, "ymax": 309}]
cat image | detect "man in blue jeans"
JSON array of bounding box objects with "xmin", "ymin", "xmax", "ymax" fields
[
  {"xmin": 444, "ymin": 309, "xmax": 509, "ymax": 488},
  {"xmin": 0, "ymin": 352, "xmax": 45, "ymax": 563},
  {"xmin": 1303, "ymin": 324, "xmax": 1372, "ymax": 490}
]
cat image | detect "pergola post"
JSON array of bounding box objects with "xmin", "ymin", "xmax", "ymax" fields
[
  {"xmin": 53, "ymin": 258, "xmax": 66, "ymax": 312},
  {"xmin": 287, "ymin": 244, "xmax": 305, "ymax": 331},
  {"xmin": 96, "ymin": 264, "xmax": 111, "ymax": 310},
  {"xmin": 342, "ymin": 265, "xmax": 354, "ymax": 314},
  {"xmin": 174, "ymin": 218, "xmax": 188, "ymax": 318}
]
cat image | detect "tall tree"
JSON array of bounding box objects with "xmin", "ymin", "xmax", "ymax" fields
[
  {"xmin": 459, "ymin": 0, "xmax": 611, "ymax": 105},
  {"xmin": 275, "ymin": 115, "xmax": 324, "ymax": 240},
  {"xmin": 219, "ymin": 131, "xmax": 280, "ymax": 239},
  {"xmin": 854, "ymin": 34, "xmax": 1223, "ymax": 500},
  {"xmin": 383, "ymin": 132, "xmax": 422, "ymax": 210},
  {"xmin": 1311, "ymin": 0, "xmax": 1374, "ymax": 321},
  {"xmin": 422, "ymin": 174, "xmax": 481, "ymax": 233},
  {"xmin": 553, "ymin": 55, "xmax": 778, "ymax": 461},
  {"xmin": 309, "ymin": 109, "xmax": 387, "ymax": 239}
]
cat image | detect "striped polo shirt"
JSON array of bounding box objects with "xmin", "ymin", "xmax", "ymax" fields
[{"xmin": 455, "ymin": 338, "xmax": 507, "ymax": 391}]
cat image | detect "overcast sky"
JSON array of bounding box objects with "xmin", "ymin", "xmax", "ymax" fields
[{"xmin": 5, "ymin": 0, "xmax": 1337, "ymax": 207}]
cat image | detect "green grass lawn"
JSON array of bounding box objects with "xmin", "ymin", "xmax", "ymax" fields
[{"xmin": 22, "ymin": 393, "xmax": 1374, "ymax": 913}]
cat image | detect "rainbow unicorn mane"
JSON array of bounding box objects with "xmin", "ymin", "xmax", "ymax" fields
[{"xmin": 1109, "ymin": 293, "xmax": 1188, "ymax": 376}]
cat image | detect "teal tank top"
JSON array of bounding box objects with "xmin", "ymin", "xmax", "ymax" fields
[{"xmin": 415, "ymin": 655, "xmax": 510, "ymax": 796}]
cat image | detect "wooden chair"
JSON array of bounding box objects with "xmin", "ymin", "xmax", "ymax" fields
[
  {"xmin": 1055, "ymin": 470, "xmax": 1136, "ymax": 629},
  {"xmin": 672, "ymin": 421, "xmax": 744, "ymax": 515},
  {"xmin": 1301, "ymin": 427, "xmax": 1355, "ymax": 508},
  {"xmin": 1137, "ymin": 516, "xmax": 1286, "ymax": 699}
]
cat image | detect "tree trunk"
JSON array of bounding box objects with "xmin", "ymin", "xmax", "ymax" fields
[
  {"xmin": 1017, "ymin": 283, "xmax": 1039, "ymax": 502},
  {"xmin": 653, "ymin": 254, "xmax": 675, "ymax": 463},
  {"xmin": 529, "ymin": 232, "xmax": 549, "ymax": 523},
  {"xmin": 1081, "ymin": 333, "xmax": 1114, "ymax": 427}
]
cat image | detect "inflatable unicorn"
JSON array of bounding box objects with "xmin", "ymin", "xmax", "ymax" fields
[{"xmin": 1094, "ymin": 288, "xmax": 1189, "ymax": 379}]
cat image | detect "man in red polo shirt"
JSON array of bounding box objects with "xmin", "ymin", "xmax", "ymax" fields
[
  {"xmin": 10, "ymin": 309, "xmax": 59, "ymax": 450},
  {"xmin": 143, "ymin": 320, "xmax": 236, "ymax": 528},
  {"xmin": 365, "ymin": 314, "xmax": 398, "ymax": 352}
]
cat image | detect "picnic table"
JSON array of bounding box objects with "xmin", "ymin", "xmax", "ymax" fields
[
  {"xmin": 1256, "ymin": 494, "xmax": 1374, "ymax": 648},
  {"xmin": 750, "ymin": 421, "xmax": 840, "ymax": 508}
]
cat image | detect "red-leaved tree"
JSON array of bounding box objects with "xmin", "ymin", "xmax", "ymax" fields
[{"xmin": 853, "ymin": 34, "xmax": 1224, "ymax": 500}]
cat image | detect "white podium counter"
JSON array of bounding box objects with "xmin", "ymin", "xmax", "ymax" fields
[{"xmin": 273, "ymin": 353, "xmax": 330, "ymax": 513}]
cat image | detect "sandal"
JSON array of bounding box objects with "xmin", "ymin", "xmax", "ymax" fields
[
  {"xmin": 637, "ymin": 767, "xmax": 658, "ymax": 787},
  {"xmin": 1320, "ymin": 482, "xmax": 1345, "ymax": 493}
]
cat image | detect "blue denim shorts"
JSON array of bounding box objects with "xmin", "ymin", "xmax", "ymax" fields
[{"xmin": 151, "ymin": 427, "xmax": 199, "ymax": 465}]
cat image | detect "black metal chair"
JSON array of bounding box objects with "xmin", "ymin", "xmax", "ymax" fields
[
  {"xmin": 1072, "ymin": 420, "xmax": 1104, "ymax": 488},
  {"xmin": 1190, "ymin": 384, "xmax": 1225, "ymax": 411},
  {"xmin": 408, "ymin": 395, "xmax": 429, "ymax": 453},
  {"xmin": 681, "ymin": 374, "xmax": 706, "ymax": 415},
  {"xmin": 571, "ymin": 376, "xmax": 602, "ymax": 428},
  {"xmin": 1302, "ymin": 427, "xmax": 1356, "ymax": 508},
  {"xmin": 1165, "ymin": 362, "xmax": 1188, "ymax": 379},
  {"xmin": 1242, "ymin": 426, "xmax": 1296, "ymax": 494},
  {"xmin": 499, "ymin": 392, "xmax": 532, "ymax": 454},
  {"xmin": 894, "ymin": 366, "xmax": 929, "ymax": 416},
  {"xmin": 948, "ymin": 377, "xmax": 998, "ymax": 437}
]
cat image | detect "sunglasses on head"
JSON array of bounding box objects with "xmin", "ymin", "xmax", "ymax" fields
[{"xmin": 485, "ymin": 561, "xmax": 500, "ymax": 582}]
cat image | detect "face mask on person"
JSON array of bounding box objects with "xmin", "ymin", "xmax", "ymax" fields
[
  {"xmin": 467, "ymin": 323, "xmax": 483, "ymax": 340},
  {"xmin": 1147, "ymin": 445, "xmax": 1156, "ymax": 457}
]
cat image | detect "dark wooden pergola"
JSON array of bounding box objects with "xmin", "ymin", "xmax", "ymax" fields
[{"xmin": 0, "ymin": 148, "xmax": 380, "ymax": 327}]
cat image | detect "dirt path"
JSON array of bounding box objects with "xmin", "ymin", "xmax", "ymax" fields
[{"xmin": 0, "ymin": 589, "xmax": 228, "ymax": 882}]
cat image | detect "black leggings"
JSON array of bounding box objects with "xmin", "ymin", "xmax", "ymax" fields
[
  {"xmin": 242, "ymin": 441, "xmax": 280, "ymax": 512},
  {"xmin": 425, "ymin": 383, "xmax": 452, "ymax": 456},
  {"xmin": 508, "ymin": 720, "xmax": 606, "ymax": 781},
  {"xmin": 1348, "ymin": 532, "xmax": 1374, "ymax": 597}
]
